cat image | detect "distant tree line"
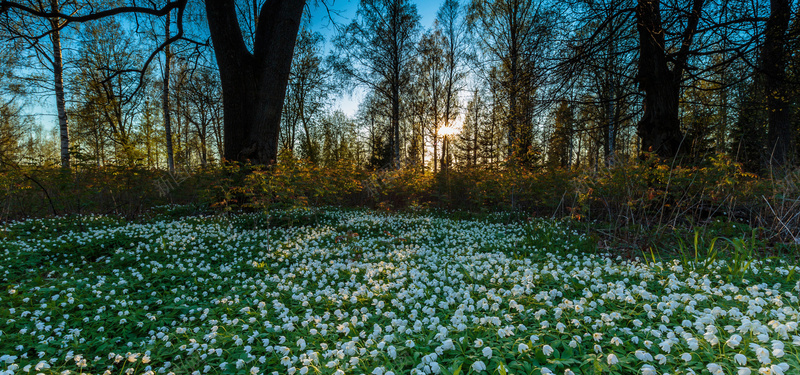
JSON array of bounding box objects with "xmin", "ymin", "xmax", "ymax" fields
[{"xmin": 0, "ymin": 0, "xmax": 797, "ymax": 174}]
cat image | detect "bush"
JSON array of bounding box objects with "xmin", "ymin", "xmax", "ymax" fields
[{"xmin": 2, "ymin": 154, "xmax": 797, "ymax": 250}]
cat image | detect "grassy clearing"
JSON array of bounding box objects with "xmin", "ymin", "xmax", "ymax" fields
[{"xmin": 1, "ymin": 208, "xmax": 799, "ymax": 375}]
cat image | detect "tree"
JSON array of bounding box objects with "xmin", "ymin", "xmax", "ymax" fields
[
  {"xmin": 560, "ymin": 0, "xmax": 639, "ymax": 166},
  {"xmin": 183, "ymin": 66, "xmax": 223, "ymax": 167},
  {"xmin": 762, "ymin": 0, "xmax": 793, "ymax": 169},
  {"xmin": 319, "ymin": 110, "xmax": 358, "ymax": 166},
  {"xmin": 205, "ymin": 0, "xmax": 305, "ymax": 164},
  {"xmin": 2, "ymin": 0, "xmax": 305, "ymax": 166},
  {"xmin": 436, "ymin": 0, "xmax": 469, "ymax": 155},
  {"xmin": 416, "ymin": 29, "xmax": 447, "ymax": 172},
  {"xmin": 633, "ymin": 0, "xmax": 703, "ymax": 159},
  {"xmin": 0, "ymin": 28, "xmax": 27, "ymax": 165},
  {"xmin": 455, "ymin": 87, "xmax": 488, "ymax": 168},
  {"xmin": 468, "ymin": 0, "xmax": 553, "ymax": 166},
  {"xmin": 333, "ymin": 0, "xmax": 421, "ymax": 168},
  {"xmin": 0, "ymin": 0, "xmax": 73, "ymax": 168},
  {"xmin": 69, "ymin": 20, "xmax": 148, "ymax": 165},
  {"xmin": 548, "ymin": 99, "xmax": 573, "ymax": 168},
  {"xmin": 281, "ymin": 27, "xmax": 329, "ymax": 163},
  {"xmin": 162, "ymin": 10, "xmax": 175, "ymax": 172}
]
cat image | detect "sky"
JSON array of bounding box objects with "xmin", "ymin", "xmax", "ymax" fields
[{"xmin": 308, "ymin": 0, "xmax": 445, "ymax": 117}]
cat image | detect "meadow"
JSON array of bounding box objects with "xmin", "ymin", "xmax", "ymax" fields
[{"xmin": 1, "ymin": 208, "xmax": 800, "ymax": 375}]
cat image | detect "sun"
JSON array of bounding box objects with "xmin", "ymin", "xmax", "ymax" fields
[{"xmin": 439, "ymin": 116, "xmax": 464, "ymax": 137}]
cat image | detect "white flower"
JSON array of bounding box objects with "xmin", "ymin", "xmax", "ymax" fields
[
  {"xmin": 734, "ymin": 353, "xmax": 748, "ymax": 366},
  {"xmin": 771, "ymin": 341, "xmax": 785, "ymax": 358},
  {"xmin": 707, "ymin": 363, "xmax": 723, "ymax": 375},
  {"xmin": 387, "ymin": 346, "xmax": 397, "ymax": 359},
  {"xmin": 518, "ymin": 343, "xmax": 529, "ymax": 353},
  {"xmin": 681, "ymin": 353, "xmax": 692, "ymax": 362},
  {"xmin": 442, "ymin": 339, "xmax": 454, "ymax": 350},
  {"xmin": 34, "ymin": 362, "xmax": 50, "ymax": 371},
  {"xmin": 543, "ymin": 345, "xmax": 554, "ymax": 356},
  {"xmin": 737, "ymin": 368, "xmax": 751, "ymax": 375},
  {"xmin": 607, "ymin": 353, "xmax": 619, "ymax": 365},
  {"xmin": 771, "ymin": 363, "xmax": 790, "ymax": 375},
  {"xmin": 471, "ymin": 360, "xmax": 486, "ymax": 372},
  {"xmin": 482, "ymin": 347, "xmax": 492, "ymax": 359},
  {"xmin": 641, "ymin": 364, "xmax": 656, "ymax": 375},
  {"xmin": 750, "ymin": 344, "xmax": 771, "ymax": 364},
  {"xmin": 249, "ymin": 367, "xmax": 259, "ymax": 375},
  {"xmin": 635, "ymin": 350, "xmax": 653, "ymax": 362},
  {"xmin": 727, "ymin": 334, "xmax": 743, "ymax": 348}
]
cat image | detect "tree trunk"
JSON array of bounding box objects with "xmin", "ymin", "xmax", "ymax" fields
[
  {"xmin": 635, "ymin": 0, "xmax": 687, "ymax": 159},
  {"xmin": 205, "ymin": 0, "xmax": 305, "ymax": 165},
  {"xmin": 49, "ymin": 0, "xmax": 69, "ymax": 169},
  {"xmin": 163, "ymin": 11, "xmax": 175, "ymax": 173},
  {"xmin": 763, "ymin": 0, "xmax": 792, "ymax": 168}
]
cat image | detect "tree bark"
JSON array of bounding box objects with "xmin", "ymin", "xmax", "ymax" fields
[
  {"xmin": 763, "ymin": 0, "xmax": 792, "ymax": 168},
  {"xmin": 634, "ymin": 0, "xmax": 703, "ymax": 159},
  {"xmin": 163, "ymin": 11, "xmax": 175, "ymax": 173},
  {"xmin": 205, "ymin": 0, "xmax": 305, "ymax": 165},
  {"xmin": 49, "ymin": 0, "xmax": 69, "ymax": 169}
]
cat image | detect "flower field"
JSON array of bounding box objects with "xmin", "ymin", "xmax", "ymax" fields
[{"xmin": 2, "ymin": 209, "xmax": 800, "ymax": 375}]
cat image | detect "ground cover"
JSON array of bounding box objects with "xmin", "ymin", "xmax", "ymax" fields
[{"xmin": 1, "ymin": 208, "xmax": 799, "ymax": 375}]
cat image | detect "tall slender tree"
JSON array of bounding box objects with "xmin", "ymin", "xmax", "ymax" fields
[
  {"xmin": 0, "ymin": 0, "xmax": 73, "ymax": 168},
  {"xmin": 417, "ymin": 29, "xmax": 447, "ymax": 172},
  {"xmin": 436, "ymin": 0, "xmax": 468, "ymax": 150},
  {"xmin": 281, "ymin": 27, "xmax": 329, "ymax": 163},
  {"xmin": 468, "ymin": 0, "xmax": 553, "ymax": 166},
  {"xmin": 333, "ymin": 0, "xmax": 421, "ymax": 167},
  {"xmin": 162, "ymin": 10, "xmax": 175, "ymax": 172}
]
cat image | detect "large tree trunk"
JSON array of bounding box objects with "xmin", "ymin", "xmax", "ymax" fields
[
  {"xmin": 635, "ymin": 0, "xmax": 685, "ymax": 159},
  {"xmin": 50, "ymin": 0, "xmax": 69, "ymax": 169},
  {"xmin": 205, "ymin": 0, "xmax": 305, "ymax": 165},
  {"xmin": 763, "ymin": 0, "xmax": 792, "ymax": 168},
  {"xmin": 635, "ymin": 0, "xmax": 703, "ymax": 160},
  {"xmin": 163, "ymin": 11, "xmax": 175, "ymax": 173}
]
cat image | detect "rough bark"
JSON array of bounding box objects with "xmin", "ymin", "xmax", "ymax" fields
[
  {"xmin": 205, "ymin": 0, "xmax": 305, "ymax": 165},
  {"xmin": 763, "ymin": 0, "xmax": 792, "ymax": 168},
  {"xmin": 163, "ymin": 11, "xmax": 175, "ymax": 173},
  {"xmin": 634, "ymin": 0, "xmax": 703, "ymax": 159},
  {"xmin": 49, "ymin": 0, "xmax": 69, "ymax": 169}
]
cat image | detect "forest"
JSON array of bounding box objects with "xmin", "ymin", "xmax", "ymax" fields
[{"xmin": 0, "ymin": 0, "xmax": 796, "ymax": 171}]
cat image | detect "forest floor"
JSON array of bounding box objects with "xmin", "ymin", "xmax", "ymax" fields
[{"xmin": 1, "ymin": 207, "xmax": 799, "ymax": 375}]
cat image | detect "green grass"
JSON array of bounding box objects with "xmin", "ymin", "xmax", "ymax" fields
[{"xmin": 1, "ymin": 208, "xmax": 799, "ymax": 375}]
